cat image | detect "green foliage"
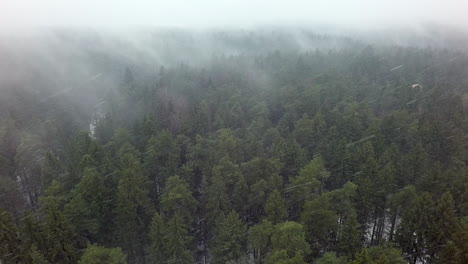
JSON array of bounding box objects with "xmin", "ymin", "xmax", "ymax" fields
[
  {"xmin": 211, "ymin": 211, "xmax": 248, "ymax": 264},
  {"xmin": 149, "ymin": 212, "xmax": 165, "ymax": 263},
  {"xmin": 249, "ymin": 220, "xmax": 275, "ymax": 263},
  {"xmin": 161, "ymin": 175, "xmax": 197, "ymax": 223},
  {"xmin": 350, "ymin": 248, "xmax": 372, "ymax": 264},
  {"xmin": 288, "ymin": 155, "xmax": 328, "ymax": 218},
  {"xmin": 144, "ymin": 130, "xmax": 180, "ymax": 195},
  {"xmin": 271, "ymin": 221, "xmax": 310, "ymax": 258},
  {"xmin": 396, "ymin": 192, "xmax": 434, "ymax": 264},
  {"xmin": 40, "ymin": 196, "xmax": 77, "ymax": 263},
  {"xmin": 436, "ymin": 219, "xmax": 468, "ymax": 264},
  {"xmin": 41, "ymin": 152, "xmax": 63, "ymax": 188},
  {"xmin": 78, "ymin": 244, "xmax": 127, "ymax": 264},
  {"xmin": 64, "ymin": 168, "xmax": 109, "ymax": 243},
  {"xmin": 164, "ymin": 214, "xmax": 193, "ymax": 264},
  {"xmin": 2, "ymin": 32, "xmax": 467, "ymax": 264},
  {"xmin": 300, "ymin": 195, "xmax": 338, "ymax": 256},
  {"xmin": 314, "ymin": 252, "xmax": 347, "ymax": 264},
  {"xmin": 366, "ymin": 246, "xmax": 406, "ymax": 264},
  {"xmin": 336, "ymin": 212, "xmax": 361, "ymax": 258},
  {"xmin": 28, "ymin": 244, "xmax": 50, "ymax": 264},
  {"xmin": 265, "ymin": 250, "xmax": 306, "ymax": 264},
  {"xmin": 0, "ymin": 209, "xmax": 22, "ymax": 263},
  {"xmin": 115, "ymin": 150, "xmax": 152, "ymax": 263},
  {"xmin": 265, "ymin": 189, "xmax": 287, "ymax": 224}
]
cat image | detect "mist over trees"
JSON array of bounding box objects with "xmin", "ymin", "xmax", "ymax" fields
[{"xmin": 1, "ymin": 26, "xmax": 467, "ymax": 264}]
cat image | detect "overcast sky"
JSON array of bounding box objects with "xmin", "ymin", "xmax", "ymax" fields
[{"xmin": 1, "ymin": 0, "xmax": 467, "ymax": 29}]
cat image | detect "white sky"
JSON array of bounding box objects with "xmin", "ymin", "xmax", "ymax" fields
[{"xmin": 1, "ymin": 0, "xmax": 467, "ymax": 29}]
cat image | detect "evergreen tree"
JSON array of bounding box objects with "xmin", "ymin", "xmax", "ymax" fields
[
  {"xmin": 436, "ymin": 219, "xmax": 468, "ymax": 264},
  {"xmin": 315, "ymin": 252, "xmax": 347, "ymax": 264},
  {"xmin": 64, "ymin": 167, "xmax": 109, "ymax": 244},
  {"xmin": 28, "ymin": 244, "xmax": 50, "ymax": 264},
  {"xmin": 287, "ymin": 156, "xmax": 326, "ymax": 219},
  {"xmin": 336, "ymin": 212, "xmax": 361, "ymax": 258},
  {"xmin": 265, "ymin": 189, "xmax": 287, "ymax": 224},
  {"xmin": 78, "ymin": 244, "xmax": 127, "ymax": 264},
  {"xmin": 41, "ymin": 196, "xmax": 76, "ymax": 263},
  {"xmin": 144, "ymin": 130, "xmax": 180, "ymax": 198},
  {"xmin": 149, "ymin": 212, "xmax": 165, "ymax": 263},
  {"xmin": 40, "ymin": 152, "xmax": 63, "ymax": 188},
  {"xmin": 161, "ymin": 175, "xmax": 197, "ymax": 224},
  {"xmin": 115, "ymin": 150, "xmax": 152, "ymax": 264},
  {"xmin": 429, "ymin": 192, "xmax": 460, "ymax": 262},
  {"xmin": 267, "ymin": 221, "xmax": 310, "ymax": 264},
  {"xmin": 249, "ymin": 220, "xmax": 274, "ymax": 264},
  {"xmin": 293, "ymin": 114, "xmax": 315, "ymax": 155},
  {"xmin": 350, "ymin": 248, "xmax": 372, "ymax": 264},
  {"xmin": 211, "ymin": 211, "xmax": 248, "ymax": 264},
  {"xmin": 265, "ymin": 250, "xmax": 306, "ymax": 264},
  {"xmin": 367, "ymin": 246, "xmax": 406, "ymax": 264},
  {"xmin": 164, "ymin": 214, "xmax": 193, "ymax": 264},
  {"xmin": 300, "ymin": 195, "xmax": 338, "ymax": 257},
  {"xmin": 19, "ymin": 211, "xmax": 48, "ymax": 261},
  {"xmin": 0, "ymin": 209, "xmax": 22, "ymax": 263},
  {"xmin": 396, "ymin": 192, "xmax": 434, "ymax": 264}
]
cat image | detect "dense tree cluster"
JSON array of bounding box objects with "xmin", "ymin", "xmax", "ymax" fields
[{"xmin": 1, "ymin": 30, "xmax": 467, "ymax": 264}]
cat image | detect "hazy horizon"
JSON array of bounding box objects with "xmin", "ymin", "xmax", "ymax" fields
[{"xmin": 2, "ymin": 0, "xmax": 467, "ymax": 31}]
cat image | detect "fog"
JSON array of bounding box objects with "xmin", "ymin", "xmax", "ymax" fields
[
  {"xmin": 1, "ymin": 2, "xmax": 468, "ymax": 263},
  {"xmin": 2, "ymin": 0, "xmax": 467, "ymax": 29},
  {"xmin": 1, "ymin": 0, "xmax": 467, "ymax": 153}
]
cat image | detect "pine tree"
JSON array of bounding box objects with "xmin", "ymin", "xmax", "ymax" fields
[
  {"xmin": 367, "ymin": 246, "xmax": 406, "ymax": 264},
  {"xmin": 315, "ymin": 252, "xmax": 347, "ymax": 264},
  {"xmin": 149, "ymin": 212, "xmax": 165, "ymax": 263},
  {"xmin": 388, "ymin": 185, "xmax": 417, "ymax": 242},
  {"xmin": 265, "ymin": 189, "xmax": 287, "ymax": 224},
  {"xmin": 40, "ymin": 151, "xmax": 62, "ymax": 188},
  {"xmin": 287, "ymin": 155, "xmax": 326, "ymax": 219},
  {"xmin": 64, "ymin": 168, "xmax": 108, "ymax": 244},
  {"xmin": 19, "ymin": 211, "xmax": 48, "ymax": 262},
  {"xmin": 270, "ymin": 221, "xmax": 310, "ymax": 258},
  {"xmin": 293, "ymin": 114, "xmax": 315, "ymax": 155},
  {"xmin": 28, "ymin": 244, "xmax": 49, "ymax": 264},
  {"xmin": 249, "ymin": 220, "xmax": 274, "ymax": 264},
  {"xmin": 206, "ymin": 173, "xmax": 229, "ymax": 224},
  {"xmin": 396, "ymin": 192, "xmax": 434, "ymax": 264},
  {"xmin": 265, "ymin": 250, "xmax": 306, "ymax": 264},
  {"xmin": 78, "ymin": 244, "xmax": 127, "ymax": 264},
  {"xmin": 161, "ymin": 175, "xmax": 197, "ymax": 224},
  {"xmin": 211, "ymin": 211, "xmax": 248, "ymax": 264},
  {"xmin": 0, "ymin": 209, "xmax": 22, "ymax": 263},
  {"xmin": 115, "ymin": 151, "xmax": 152, "ymax": 264},
  {"xmin": 232, "ymin": 173, "xmax": 249, "ymax": 217},
  {"xmin": 144, "ymin": 130, "xmax": 180, "ymax": 198},
  {"xmin": 41, "ymin": 196, "xmax": 76, "ymax": 263},
  {"xmin": 336, "ymin": 212, "xmax": 361, "ymax": 258},
  {"xmin": 300, "ymin": 195, "xmax": 338, "ymax": 257},
  {"xmin": 277, "ymin": 137, "xmax": 307, "ymax": 181},
  {"xmin": 429, "ymin": 192, "xmax": 460, "ymax": 262},
  {"xmin": 164, "ymin": 214, "xmax": 193, "ymax": 264},
  {"xmin": 350, "ymin": 248, "xmax": 372, "ymax": 264},
  {"xmin": 436, "ymin": 220, "xmax": 468, "ymax": 264}
]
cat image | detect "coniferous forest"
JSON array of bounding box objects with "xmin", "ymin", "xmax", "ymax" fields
[{"xmin": 0, "ymin": 28, "xmax": 467, "ymax": 264}]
